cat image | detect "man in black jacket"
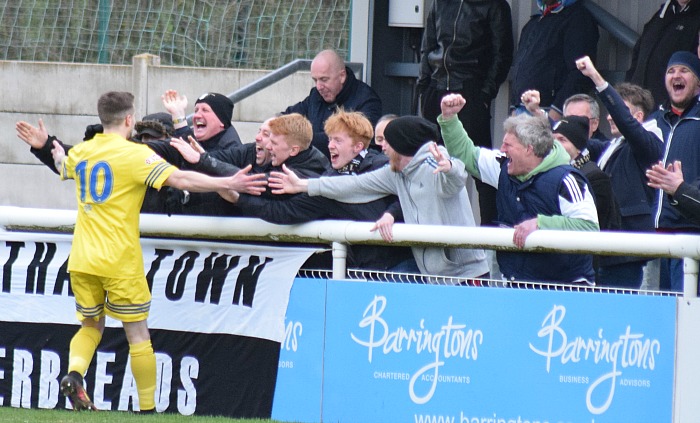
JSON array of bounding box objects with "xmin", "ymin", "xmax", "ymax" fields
[
  {"xmin": 283, "ymin": 49, "xmax": 382, "ymax": 159},
  {"xmin": 158, "ymin": 90, "xmax": 244, "ymax": 215},
  {"xmin": 162, "ymin": 90, "xmax": 242, "ymax": 147},
  {"xmin": 510, "ymin": 0, "xmax": 598, "ymax": 121},
  {"xmin": 418, "ymin": 0, "xmax": 513, "ymax": 227},
  {"xmin": 552, "ymin": 115, "xmax": 624, "ymax": 285},
  {"xmin": 228, "ymin": 110, "xmax": 413, "ymax": 271}
]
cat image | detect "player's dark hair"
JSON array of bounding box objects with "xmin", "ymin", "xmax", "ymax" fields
[{"xmin": 97, "ymin": 91, "xmax": 135, "ymax": 127}]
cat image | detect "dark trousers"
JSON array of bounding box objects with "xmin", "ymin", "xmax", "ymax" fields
[
  {"xmin": 596, "ymin": 261, "xmax": 645, "ymax": 289},
  {"xmin": 421, "ymin": 85, "xmax": 498, "ymax": 226}
]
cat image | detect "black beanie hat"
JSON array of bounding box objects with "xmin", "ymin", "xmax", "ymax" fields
[
  {"xmin": 195, "ymin": 92, "xmax": 234, "ymax": 129},
  {"xmin": 553, "ymin": 115, "xmax": 589, "ymax": 151},
  {"xmin": 384, "ymin": 116, "xmax": 439, "ymax": 157},
  {"xmin": 667, "ymin": 50, "xmax": 700, "ymax": 81}
]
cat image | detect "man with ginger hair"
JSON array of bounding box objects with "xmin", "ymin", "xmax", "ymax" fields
[
  {"xmin": 264, "ymin": 113, "xmax": 329, "ymax": 181},
  {"xmin": 228, "ymin": 110, "xmax": 412, "ymax": 271},
  {"xmin": 167, "ymin": 113, "xmax": 329, "ymax": 201}
]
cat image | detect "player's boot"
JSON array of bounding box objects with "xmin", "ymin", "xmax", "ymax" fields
[{"xmin": 60, "ymin": 372, "xmax": 97, "ymax": 411}]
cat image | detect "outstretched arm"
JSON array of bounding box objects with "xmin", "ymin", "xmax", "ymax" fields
[
  {"xmin": 164, "ymin": 165, "xmax": 267, "ymax": 195},
  {"xmin": 438, "ymin": 94, "xmax": 493, "ymax": 183},
  {"xmin": 17, "ymin": 119, "xmax": 74, "ymax": 174},
  {"xmin": 577, "ymin": 55, "xmax": 663, "ymax": 167}
]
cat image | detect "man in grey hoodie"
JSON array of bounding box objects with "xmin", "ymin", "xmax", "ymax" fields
[{"xmin": 267, "ymin": 115, "xmax": 490, "ymax": 282}]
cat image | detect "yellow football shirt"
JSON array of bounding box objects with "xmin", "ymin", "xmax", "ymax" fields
[{"xmin": 61, "ymin": 133, "xmax": 176, "ymax": 278}]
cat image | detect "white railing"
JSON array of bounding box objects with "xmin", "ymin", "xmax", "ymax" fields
[{"xmin": 1, "ymin": 205, "xmax": 699, "ymax": 296}]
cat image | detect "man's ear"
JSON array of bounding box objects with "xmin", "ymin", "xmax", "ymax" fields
[
  {"xmin": 289, "ymin": 144, "xmax": 301, "ymax": 157},
  {"xmin": 353, "ymin": 141, "xmax": 365, "ymax": 154}
]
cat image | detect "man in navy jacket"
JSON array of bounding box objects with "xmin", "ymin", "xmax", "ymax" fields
[
  {"xmin": 283, "ymin": 49, "xmax": 382, "ymax": 160},
  {"xmin": 577, "ymin": 56, "xmax": 664, "ymax": 288},
  {"xmin": 579, "ymin": 52, "xmax": 700, "ymax": 292}
]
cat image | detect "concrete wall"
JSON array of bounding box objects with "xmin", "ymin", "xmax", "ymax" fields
[{"xmin": 0, "ymin": 55, "xmax": 314, "ymax": 209}]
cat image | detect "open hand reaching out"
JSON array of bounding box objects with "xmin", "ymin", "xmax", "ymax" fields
[
  {"xmin": 16, "ymin": 119, "xmax": 49, "ymax": 149},
  {"xmin": 161, "ymin": 90, "xmax": 188, "ymax": 120},
  {"xmin": 268, "ymin": 164, "xmax": 308, "ymax": 194},
  {"xmin": 227, "ymin": 164, "xmax": 268, "ymax": 195},
  {"xmin": 170, "ymin": 136, "xmax": 205, "ymax": 164},
  {"xmin": 646, "ymin": 160, "xmax": 684, "ymax": 195}
]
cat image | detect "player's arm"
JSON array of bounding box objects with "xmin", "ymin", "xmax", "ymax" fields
[
  {"xmin": 51, "ymin": 141, "xmax": 68, "ymax": 178},
  {"xmin": 17, "ymin": 119, "xmax": 75, "ymax": 174},
  {"xmin": 163, "ymin": 165, "xmax": 267, "ymax": 195}
]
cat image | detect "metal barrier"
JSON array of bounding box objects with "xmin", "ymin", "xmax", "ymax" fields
[
  {"xmin": 583, "ymin": 0, "xmax": 639, "ymax": 49},
  {"xmin": 1, "ymin": 205, "xmax": 698, "ymax": 297}
]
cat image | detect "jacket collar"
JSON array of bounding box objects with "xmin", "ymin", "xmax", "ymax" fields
[{"xmin": 326, "ymin": 67, "xmax": 358, "ymax": 107}]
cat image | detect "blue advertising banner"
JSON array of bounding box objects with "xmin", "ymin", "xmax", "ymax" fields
[
  {"xmin": 322, "ymin": 281, "xmax": 675, "ymax": 423},
  {"xmin": 272, "ymin": 278, "xmax": 326, "ymax": 423}
]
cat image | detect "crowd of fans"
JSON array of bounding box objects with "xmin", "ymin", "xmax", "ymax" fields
[{"xmin": 15, "ymin": 0, "xmax": 700, "ymax": 292}]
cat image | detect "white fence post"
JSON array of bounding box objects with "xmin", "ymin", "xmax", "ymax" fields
[
  {"xmin": 682, "ymin": 258, "xmax": 699, "ymax": 298},
  {"xmin": 332, "ymin": 242, "xmax": 347, "ymax": 280}
]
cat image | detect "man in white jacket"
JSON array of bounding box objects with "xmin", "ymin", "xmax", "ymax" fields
[{"xmin": 267, "ymin": 115, "xmax": 490, "ymax": 282}]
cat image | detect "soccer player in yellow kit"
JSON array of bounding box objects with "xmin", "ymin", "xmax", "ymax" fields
[{"xmin": 49, "ymin": 91, "xmax": 265, "ymax": 412}]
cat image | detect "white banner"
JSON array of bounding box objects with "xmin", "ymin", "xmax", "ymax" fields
[{"xmin": 0, "ymin": 232, "xmax": 316, "ymax": 343}]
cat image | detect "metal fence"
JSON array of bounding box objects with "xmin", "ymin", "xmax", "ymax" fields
[
  {"xmin": 0, "ymin": 0, "xmax": 351, "ymax": 69},
  {"xmin": 1, "ymin": 206, "xmax": 695, "ymax": 297}
]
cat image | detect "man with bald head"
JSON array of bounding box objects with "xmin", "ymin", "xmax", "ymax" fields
[{"xmin": 283, "ymin": 49, "xmax": 382, "ymax": 159}]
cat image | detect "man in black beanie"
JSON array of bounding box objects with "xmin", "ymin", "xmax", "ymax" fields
[
  {"xmin": 162, "ymin": 89, "xmax": 241, "ymax": 148},
  {"xmin": 157, "ymin": 89, "xmax": 244, "ymax": 216},
  {"xmin": 553, "ymin": 115, "xmax": 620, "ymax": 284},
  {"xmin": 552, "ymin": 115, "xmax": 590, "ymax": 159}
]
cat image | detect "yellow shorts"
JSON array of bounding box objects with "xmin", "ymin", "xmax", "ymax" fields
[{"xmin": 69, "ymin": 271, "xmax": 151, "ymax": 323}]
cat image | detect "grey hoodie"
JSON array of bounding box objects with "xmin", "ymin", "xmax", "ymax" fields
[{"xmin": 307, "ymin": 142, "xmax": 489, "ymax": 280}]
